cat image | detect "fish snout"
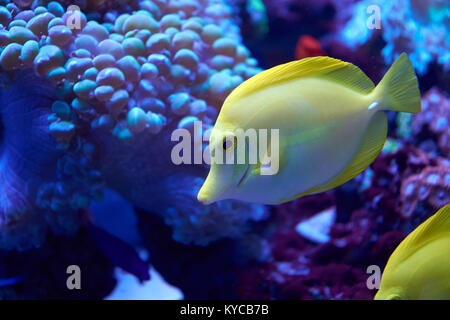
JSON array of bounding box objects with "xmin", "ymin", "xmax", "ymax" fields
[
  {"xmin": 198, "ymin": 161, "xmax": 239, "ymax": 204},
  {"xmin": 197, "ymin": 173, "xmax": 231, "ymax": 205},
  {"xmin": 197, "ymin": 181, "xmax": 227, "ymax": 205},
  {"xmin": 197, "ymin": 188, "xmax": 214, "ymax": 205}
]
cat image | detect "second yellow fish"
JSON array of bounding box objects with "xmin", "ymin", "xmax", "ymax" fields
[
  {"xmin": 198, "ymin": 53, "xmax": 421, "ymax": 205},
  {"xmin": 375, "ymin": 204, "xmax": 450, "ymax": 300}
]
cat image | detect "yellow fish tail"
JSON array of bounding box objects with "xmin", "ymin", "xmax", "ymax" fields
[{"xmin": 372, "ymin": 52, "xmax": 421, "ymax": 113}]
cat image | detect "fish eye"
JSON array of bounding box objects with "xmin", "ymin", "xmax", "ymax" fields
[{"xmin": 222, "ymin": 136, "xmax": 236, "ymax": 152}]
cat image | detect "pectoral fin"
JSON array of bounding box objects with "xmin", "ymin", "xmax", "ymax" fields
[{"xmin": 252, "ymin": 135, "xmax": 288, "ymax": 176}]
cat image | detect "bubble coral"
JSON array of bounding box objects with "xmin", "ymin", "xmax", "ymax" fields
[
  {"xmin": 0, "ymin": 0, "xmax": 265, "ymax": 250},
  {"xmin": 0, "ymin": 71, "xmax": 88, "ymax": 250}
]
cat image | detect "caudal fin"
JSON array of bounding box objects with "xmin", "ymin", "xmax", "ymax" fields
[{"xmin": 372, "ymin": 53, "xmax": 421, "ymax": 113}]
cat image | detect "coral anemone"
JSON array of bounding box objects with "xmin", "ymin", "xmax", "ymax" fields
[{"xmin": 0, "ymin": 0, "xmax": 265, "ymax": 250}]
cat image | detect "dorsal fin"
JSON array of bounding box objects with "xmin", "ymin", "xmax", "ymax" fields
[
  {"xmin": 280, "ymin": 111, "xmax": 387, "ymax": 203},
  {"xmin": 392, "ymin": 204, "xmax": 450, "ymax": 262},
  {"xmin": 226, "ymin": 56, "xmax": 375, "ymax": 105}
]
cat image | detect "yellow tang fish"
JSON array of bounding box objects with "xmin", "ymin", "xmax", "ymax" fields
[
  {"xmin": 197, "ymin": 53, "xmax": 421, "ymax": 205},
  {"xmin": 375, "ymin": 204, "xmax": 450, "ymax": 300}
]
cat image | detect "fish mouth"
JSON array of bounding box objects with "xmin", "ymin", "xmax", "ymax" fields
[
  {"xmin": 198, "ymin": 165, "xmax": 250, "ymax": 204},
  {"xmin": 237, "ymin": 164, "xmax": 251, "ymax": 188},
  {"xmin": 197, "ymin": 191, "xmax": 215, "ymax": 205},
  {"xmin": 199, "ymin": 164, "xmax": 250, "ymax": 204},
  {"xmin": 197, "ymin": 178, "xmax": 232, "ymax": 205}
]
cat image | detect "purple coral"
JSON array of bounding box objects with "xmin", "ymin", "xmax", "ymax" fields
[
  {"xmin": 411, "ymin": 88, "xmax": 449, "ymax": 156},
  {"xmin": 0, "ymin": 0, "xmax": 265, "ymax": 250},
  {"xmin": 400, "ymin": 161, "xmax": 450, "ymax": 218}
]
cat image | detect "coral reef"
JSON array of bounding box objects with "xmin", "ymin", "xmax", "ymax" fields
[
  {"xmin": 0, "ymin": 71, "xmax": 84, "ymax": 250},
  {"xmin": 0, "ymin": 0, "xmax": 265, "ymax": 250},
  {"xmin": 400, "ymin": 162, "xmax": 450, "ymax": 218},
  {"xmin": 0, "ymin": 0, "xmax": 448, "ymax": 301},
  {"xmin": 234, "ymin": 192, "xmax": 376, "ymax": 300},
  {"xmin": 339, "ymin": 0, "xmax": 450, "ymax": 75},
  {"xmin": 234, "ymin": 144, "xmax": 449, "ymax": 300},
  {"xmin": 410, "ymin": 88, "xmax": 449, "ymax": 156}
]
